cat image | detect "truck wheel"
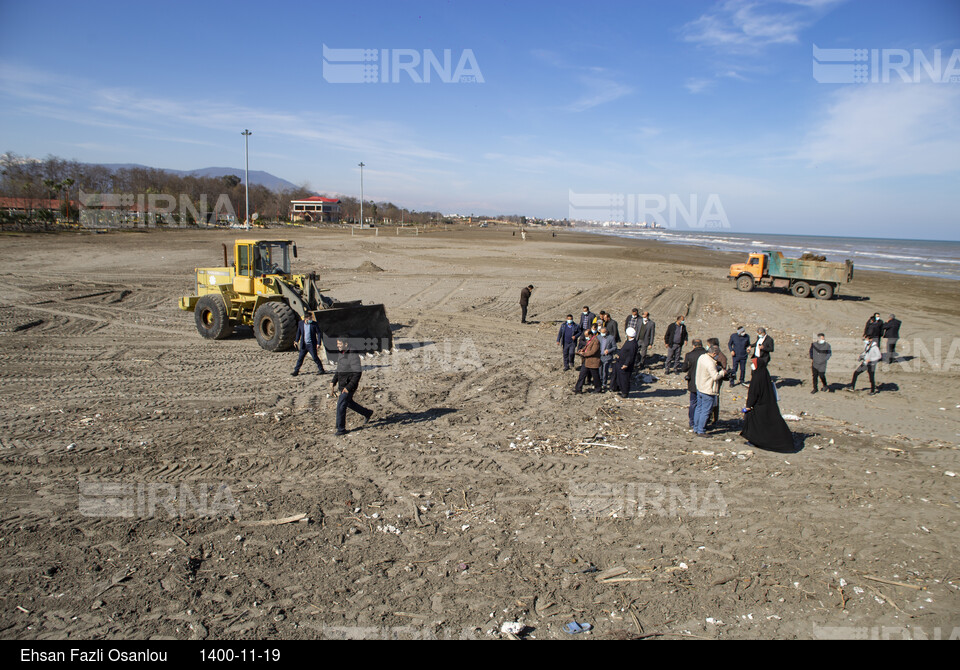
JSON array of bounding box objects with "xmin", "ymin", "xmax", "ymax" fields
[
  {"xmin": 195, "ymin": 295, "xmax": 233, "ymax": 340},
  {"xmin": 791, "ymin": 281, "xmax": 812, "ymax": 298},
  {"xmin": 736, "ymin": 275, "xmax": 755, "ymax": 292},
  {"xmin": 253, "ymin": 302, "xmax": 296, "ymax": 351},
  {"xmin": 813, "ymin": 283, "xmax": 835, "ymax": 300}
]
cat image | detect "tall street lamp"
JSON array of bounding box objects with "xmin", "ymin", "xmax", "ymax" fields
[
  {"xmin": 358, "ymin": 162, "xmax": 365, "ymax": 226},
  {"xmin": 242, "ymin": 129, "xmax": 252, "ymax": 229}
]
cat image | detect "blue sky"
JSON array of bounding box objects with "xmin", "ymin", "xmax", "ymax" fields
[{"xmin": 1, "ymin": 0, "xmax": 958, "ymax": 238}]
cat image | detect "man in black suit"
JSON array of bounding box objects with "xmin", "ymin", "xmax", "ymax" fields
[
  {"xmin": 519, "ymin": 285, "xmax": 534, "ymax": 323},
  {"xmin": 616, "ymin": 328, "xmax": 639, "ymax": 398},
  {"xmin": 664, "ymin": 316, "xmax": 688, "ymax": 374},
  {"xmin": 292, "ymin": 312, "xmax": 325, "ymax": 376},
  {"xmin": 636, "ymin": 311, "xmax": 656, "ymax": 370},
  {"xmin": 331, "ymin": 337, "xmax": 373, "ymax": 436},
  {"xmin": 753, "ymin": 327, "xmax": 774, "ymax": 365},
  {"xmin": 881, "ymin": 314, "xmax": 901, "ymax": 363}
]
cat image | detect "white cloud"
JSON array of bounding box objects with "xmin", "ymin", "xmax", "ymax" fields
[{"xmin": 796, "ymin": 83, "xmax": 960, "ymax": 178}]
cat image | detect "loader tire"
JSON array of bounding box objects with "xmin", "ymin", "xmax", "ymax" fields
[
  {"xmin": 195, "ymin": 295, "xmax": 233, "ymax": 340},
  {"xmin": 254, "ymin": 302, "xmax": 297, "ymax": 351}
]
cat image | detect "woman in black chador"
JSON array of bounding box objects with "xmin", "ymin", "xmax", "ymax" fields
[{"xmin": 740, "ymin": 357, "xmax": 795, "ymax": 452}]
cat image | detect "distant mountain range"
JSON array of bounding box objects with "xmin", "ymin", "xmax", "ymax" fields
[{"xmin": 93, "ymin": 163, "xmax": 301, "ymax": 192}]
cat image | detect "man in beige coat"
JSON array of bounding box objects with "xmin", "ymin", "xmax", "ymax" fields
[{"xmin": 693, "ymin": 346, "xmax": 726, "ymax": 435}]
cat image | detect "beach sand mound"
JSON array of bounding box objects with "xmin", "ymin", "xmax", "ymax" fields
[{"xmin": 355, "ymin": 261, "xmax": 384, "ymax": 272}]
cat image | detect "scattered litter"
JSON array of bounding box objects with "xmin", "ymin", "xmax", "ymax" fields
[
  {"xmin": 241, "ymin": 513, "xmax": 308, "ymax": 527},
  {"xmin": 945, "ymin": 471, "xmax": 956, "ymax": 477},
  {"xmin": 563, "ymin": 621, "xmax": 592, "ymax": 635},
  {"xmin": 500, "ymin": 621, "xmax": 525, "ymax": 636},
  {"xmin": 782, "ymin": 414, "xmax": 801, "ymax": 421}
]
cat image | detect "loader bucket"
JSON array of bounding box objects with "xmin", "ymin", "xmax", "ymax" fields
[{"xmin": 313, "ymin": 303, "xmax": 393, "ymax": 356}]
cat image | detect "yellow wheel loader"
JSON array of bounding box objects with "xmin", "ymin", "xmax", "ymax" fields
[{"xmin": 179, "ymin": 239, "xmax": 392, "ymax": 354}]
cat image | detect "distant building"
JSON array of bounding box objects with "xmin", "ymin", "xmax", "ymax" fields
[
  {"xmin": 290, "ymin": 196, "xmax": 341, "ymax": 223},
  {"xmin": 0, "ymin": 196, "xmax": 75, "ymax": 217}
]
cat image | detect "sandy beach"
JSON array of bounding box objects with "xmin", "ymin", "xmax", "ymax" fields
[{"xmin": 0, "ymin": 226, "xmax": 957, "ymax": 639}]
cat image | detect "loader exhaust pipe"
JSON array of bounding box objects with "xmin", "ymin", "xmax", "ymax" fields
[{"xmin": 222, "ymin": 243, "xmax": 229, "ymax": 268}]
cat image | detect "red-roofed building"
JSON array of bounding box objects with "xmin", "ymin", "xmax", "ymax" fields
[
  {"xmin": 290, "ymin": 196, "xmax": 341, "ymax": 223},
  {"xmin": 0, "ymin": 197, "xmax": 77, "ymax": 215}
]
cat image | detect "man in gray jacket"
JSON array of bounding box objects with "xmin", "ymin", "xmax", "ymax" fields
[
  {"xmin": 597, "ymin": 324, "xmax": 617, "ymax": 392},
  {"xmin": 809, "ymin": 333, "xmax": 832, "ymax": 393}
]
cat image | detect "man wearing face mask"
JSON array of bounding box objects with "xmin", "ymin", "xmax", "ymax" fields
[
  {"xmin": 579, "ymin": 306, "xmax": 596, "ymax": 333},
  {"xmin": 664, "ymin": 315, "xmax": 688, "ymax": 375},
  {"xmin": 574, "ymin": 327, "xmax": 602, "ymax": 394},
  {"xmin": 863, "ymin": 313, "xmax": 883, "ymax": 345},
  {"xmin": 636, "ymin": 311, "xmax": 656, "ymax": 370},
  {"xmin": 753, "ymin": 327, "xmax": 774, "ymax": 365},
  {"xmin": 809, "ymin": 333, "xmax": 832, "ymax": 393},
  {"xmin": 556, "ymin": 314, "xmax": 581, "ymax": 372},
  {"xmin": 727, "ymin": 326, "xmax": 750, "ymax": 387},
  {"xmin": 850, "ymin": 336, "xmax": 882, "ymax": 395}
]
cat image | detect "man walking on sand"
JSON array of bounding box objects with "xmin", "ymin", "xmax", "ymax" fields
[
  {"xmin": 331, "ymin": 338, "xmax": 373, "ymax": 435},
  {"xmin": 519, "ymin": 284, "xmax": 534, "ymax": 323},
  {"xmin": 850, "ymin": 336, "xmax": 882, "ymax": 395},
  {"xmin": 809, "ymin": 333, "xmax": 832, "ymax": 393},
  {"xmin": 664, "ymin": 315, "xmax": 688, "ymax": 374},
  {"xmin": 292, "ymin": 312, "xmax": 325, "ymax": 376}
]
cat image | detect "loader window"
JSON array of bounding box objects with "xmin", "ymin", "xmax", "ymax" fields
[
  {"xmin": 238, "ymin": 245, "xmax": 251, "ymax": 276},
  {"xmin": 255, "ymin": 242, "xmax": 290, "ymax": 276}
]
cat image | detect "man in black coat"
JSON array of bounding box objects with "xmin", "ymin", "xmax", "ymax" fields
[
  {"xmin": 727, "ymin": 327, "xmax": 750, "ymax": 386},
  {"xmin": 681, "ymin": 339, "xmax": 706, "ymax": 428},
  {"xmin": 752, "ymin": 327, "xmax": 774, "ymax": 365},
  {"xmin": 636, "ymin": 311, "xmax": 656, "ymax": 370},
  {"xmin": 292, "ymin": 313, "xmax": 326, "ymax": 376},
  {"xmin": 864, "ymin": 313, "xmax": 882, "ymax": 345},
  {"xmin": 331, "ymin": 338, "xmax": 373, "ymax": 435},
  {"xmin": 881, "ymin": 314, "xmax": 901, "ymax": 363},
  {"xmin": 519, "ymin": 285, "xmax": 534, "ymax": 323},
  {"xmin": 664, "ymin": 316, "xmax": 688, "ymax": 374},
  {"xmin": 616, "ymin": 328, "xmax": 639, "ymax": 398}
]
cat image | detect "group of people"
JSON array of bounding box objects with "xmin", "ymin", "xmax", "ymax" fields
[
  {"xmin": 556, "ymin": 306, "xmax": 657, "ymax": 398},
  {"xmin": 553, "ymin": 301, "xmax": 794, "ymax": 451},
  {"xmin": 804, "ymin": 312, "xmax": 902, "ymax": 396}
]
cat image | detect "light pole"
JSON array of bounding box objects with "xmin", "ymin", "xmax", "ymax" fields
[
  {"xmin": 242, "ymin": 129, "xmax": 252, "ymax": 229},
  {"xmin": 358, "ymin": 162, "xmax": 365, "ymax": 226}
]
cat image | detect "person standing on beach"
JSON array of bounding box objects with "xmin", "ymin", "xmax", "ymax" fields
[
  {"xmin": 809, "ymin": 333, "xmax": 832, "ymax": 393},
  {"xmin": 693, "ymin": 346, "xmax": 725, "ymax": 436},
  {"xmin": 850, "ymin": 336, "xmax": 882, "ymax": 395},
  {"xmin": 601, "ymin": 312, "xmax": 620, "ymax": 345},
  {"xmin": 882, "ymin": 314, "xmax": 901, "ymax": 363},
  {"xmin": 616, "ymin": 327, "xmax": 639, "ymax": 398},
  {"xmin": 706, "ymin": 338, "xmax": 727, "ymax": 428},
  {"xmin": 292, "ymin": 312, "xmax": 326, "ymax": 377},
  {"xmin": 598, "ymin": 324, "xmax": 617, "ymax": 392},
  {"xmin": 727, "ymin": 327, "xmax": 750, "ymax": 387},
  {"xmin": 579, "ymin": 306, "xmax": 596, "ymax": 333},
  {"xmin": 556, "ymin": 314, "xmax": 581, "ymax": 371},
  {"xmin": 331, "ymin": 337, "xmax": 373, "ymax": 436},
  {"xmin": 624, "ymin": 308, "xmax": 640, "ymax": 335},
  {"xmin": 753, "ymin": 327, "xmax": 774, "ymax": 365},
  {"xmin": 664, "ymin": 316, "xmax": 688, "ymax": 374},
  {"xmin": 573, "ymin": 329, "xmax": 602, "ymax": 394},
  {"xmin": 863, "ymin": 314, "xmax": 882, "ymax": 345},
  {"xmin": 637, "ymin": 311, "xmax": 656, "ymax": 370},
  {"xmin": 519, "ymin": 285, "xmax": 534, "ymax": 324},
  {"xmin": 682, "ymin": 339, "xmax": 706, "ymax": 428},
  {"xmin": 740, "ymin": 357, "xmax": 794, "ymax": 452}
]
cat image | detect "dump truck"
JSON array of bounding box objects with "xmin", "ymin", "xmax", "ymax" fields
[
  {"xmin": 179, "ymin": 239, "xmax": 392, "ymax": 354},
  {"xmin": 728, "ymin": 250, "xmax": 854, "ymax": 299}
]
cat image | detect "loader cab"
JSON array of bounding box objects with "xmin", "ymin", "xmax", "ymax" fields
[{"xmin": 233, "ymin": 240, "xmax": 296, "ymax": 294}]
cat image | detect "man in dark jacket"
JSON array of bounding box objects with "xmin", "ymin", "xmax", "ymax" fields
[
  {"xmin": 664, "ymin": 316, "xmax": 688, "ymax": 374},
  {"xmin": 331, "ymin": 338, "xmax": 373, "ymax": 435},
  {"xmin": 637, "ymin": 311, "xmax": 656, "ymax": 370},
  {"xmin": 292, "ymin": 313, "xmax": 326, "ymax": 376},
  {"xmin": 809, "ymin": 333, "xmax": 832, "ymax": 393},
  {"xmin": 727, "ymin": 326, "xmax": 750, "ymax": 386},
  {"xmin": 556, "ymin": 315, "xmax": 582, "ymax": 371},
  {"xmin": 864, "ymin": 314, "xmax": 882, "ymax": 345},
  {"xmin": 519, "ymin": 285, "xmax": 534, "ymax": 323},
  {"xmin": 753, "ymin": 327, "xmax": 774, "ymax": 364},
  {"xmin": 624, "ymin": 308, "xmax": 640, "ymax": 335},
  {"xmin": 681, "ymin": 339, "xmax": 706, "ymax": 428},
  {"xmin": 616, "ymin": 327, "xmax": 639, "ymax": 398},
  {"xmin": 882, "ymin": 314, "xmax": 901, "ymax": 363},
  {"xmin": 579, "ymin": 306, "xmax": 596, "ymax": 333},
  {"xmin": 600, "ymin": 312, "xmax": 620, "ymax": 344}
]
